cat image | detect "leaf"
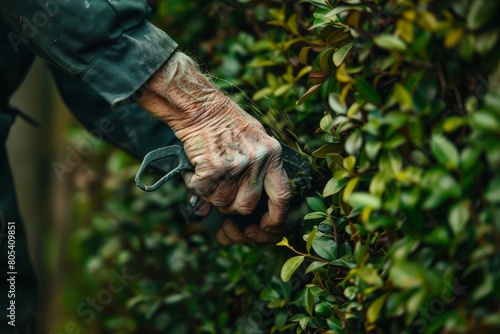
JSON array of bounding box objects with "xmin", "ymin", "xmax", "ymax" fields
[
  {"xmin": 305, "ymin": 261, "xmax": 328, "ymax": 274},
  {"xmin": 357, "ymin": 265, "xmax": 383, "ymax": 287},
  {"xmin": 328, "ymin": 93, "xmax": 347, "ymax": 114},
  {"xmin": 260, "ymin": 287, "xmax": 281, "ymax": 301},
  {"xmin": 431, "ymin": 133, "xmax": 459, "ymax": 169},
  {"xmin": 467, "ymin": 0, "xmax": 499, "ymax": 30},
  {"xmin": 393, "ymin": 83, "xmax": 413, "ymax": 111},
  {"xmin": 304, "ymin": 287, "xmax": 315, "ymax": 316},
  {"xmin": 299, "ymin": 46, "xmax": 311, "ymax": 65},
  {"xmin": 326, "ymin": 29, "xmax": 351, "ymax": 46},
  {"xmin": 312, "ymin": 236, "xmax": 338, "ymax": 260},
  {"xmin": 445, "ymin": 28, "xmax": 464, "ymax": 48},
  {"xmin": 396, "ymin": 19, "xmax": 414, "ymax": 43},
  {"xmin": 448, "ymin": 202, "xmax": 470, "ymax": 235},
  {"xmin": 355, "ymin": 77, "xmax": 381, "ymax": 104},
  {"xmin": 332, "ymin": 42, "xmax": 353, "ymax": 66},
  {"xmin": 253, "ymin": 87, "xmax": 274, "ymax": 101},
  {"xmin": 342, "ymin": 177, "xmax": 359, "ymax": 202},
  {"xmin": 342, "ymin": 156, "xmax": 356, "ymax": 172},
  {"xmin": 367, "ymin": 294, "xmax": 388, "ymax": 323},
  {"xmin": 274, "ymin": 83, "xmax": 293, "ymax": 96},
  {"xmin": 297, "ymin": 83, "xmax": 322, "ymax": 105},
  {"xmin": 309, "ymin": 71, "xmax": 328, "ymax": 84},
  {"xmin": 486, "ymin": 177, "xmax": 500, "ymax": 203},
  {"xmin": 345, "ymin": 128, "xmax": 363, "ymax": 155},
  {"xmin": 304, "ymin": 212, "xmax": 327, "ymax": 220},
  {"xmin": 323, "ymin": 178, "xmax": 348, "ymax": 197},
  {"xmin": 389, "ymin": 262, "xmax": 425, "ymax": 289},
  {"xmin": 306, "ymin": 226, "xmax": 318, "ymax": 253},
  {"xmin": 344, "ymin": 286, "xmax": 358, "ymax": 300},
  {"xmin": 374, "ymin": 34, "xmax": 407, "ymax": 52},
  {"xmin": 320, "ymin": 48, "xmax": 334, "ymax": 72},
  {"xmin": 306, "ymin": 197, "xmax": 327, "ymax": 212},
  {"xmin": 276, "ymin": 237, "xmax": 290, "ymax": 247},
  {"xmin": 347, "ymin": 192, "xmax": 381, "ymax": 209},
  {"xmin": 280, "ymin": 256, "xmax": 305, "ymax": 282},
  {"xmin": 320, "ymin": 113, "xmax": 333, "ymax": 131},
  {"xmin": 313, "ymin": 143, "xmax": 344, "ymax": 158}
]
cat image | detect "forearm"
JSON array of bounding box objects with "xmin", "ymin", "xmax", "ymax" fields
[{"xmin": 138, "ymin": 51, "xmax": 236, "ymax": 138}]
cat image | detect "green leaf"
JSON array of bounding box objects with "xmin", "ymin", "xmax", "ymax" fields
[
  {"xmin": 389, "ymin": 262, "xmax": 425, "ymax": 289},
  {"xmin": 312, "ymin": 236, "xmax": 338, "ymax": 260},
  {"xmin": 260, "ymin": 287, "xmax": 281, "ymax": 301},
  {"xmin": 486, "ymin": 177, "xmax": 500, "ymax": 203},
  {"xmin": 448, "ymin": 202, "xmax": 470, "ymax": 235},
  {"xmin": 467, "ymin": 0, "xmax": 499, "ymax": 30},
  {"xmin": 345, "ymin": 128, "xmax": 363, "ymax": 155},
  {"xmin": 306, "ymin": 226, "xmax": 318, "ymax": 253},
  {"xmin": 347, "ymin": 192, "xmax": 381, "ymax": 209},
  {"xmin": 431, "ymin": 133, "xmax": 459, "ymax": 169},
  {"xmin": 327, "ymin": 319, "xmax": 344, "ymax": 333},
  {"xmin": 329, "ymin": 92, "xmax": 347, "ymax": 114},
  {"xmin": 367, "ymin": 294, "xmax": 388, "ymax": 323},
  {"xmin": 342, "ymin": 177, "xmax": 359, "ymax": 202},
  {"xmin": 306, "ymin": 197, "xmax": 327, "ymax": 212},
  {"xmin": 332, "ymin": 42, "xmax": 354, "ymax": 66},
  {"xmin": 323, "ymin": 178, "xmax": 348, "ymax": 197},
  {"xmin": 344, "ymin": 286, "xmax": 358, "ymax": 300},
  {"xmin": 393, "ymin": 83, "xmax": 413, "ymax": 111},
  {"xmin": 343, "ymin": 156, "xmax": 356, "ymax": 172},
  {"xmin": 374, "ymin": 34, "xmax": 407, "ymax": 51},
  {"xmin": 318, "ymin": 223, "xmax": 334, "ymax": 233},
  {"xmin": 280, "ymin": 256, "xmax": 305, "ymax": 282},
  {"xmin": 355, "ymin": 77, "xmax": 382, "ymax": 104},
  {"xmin": 356, "ymin": 265, "xmax": 383, "ymax": 287},
  {"xmin": 354, "ymin": 243, "xmax": 369, "ymax": 266},
  {"xmin": 274, "ymin": 83, "xmax": 293, "ymax": 96},
  {"xmin": 304, "ymin": 287, "xmax": 315, "ymax": 316},
  {"xmin": 320, "ymin": 113, "xmax": 333, "ymax": 132},
  {"xmin": 312, "ymin": 143, "xmax": 344, "ymax": 158},
  {"xmin": 305, "ymin": 261, "xmax": 328, "ymax": 274},
  {"xmin": 315, "ymin": 301, "xmax": 333, "ymax": 317},
  {"xmin": 304, "ymin": 212, "xmax": 327, "ymax": 220}
]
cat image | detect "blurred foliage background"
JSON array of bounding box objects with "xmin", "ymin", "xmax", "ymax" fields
[{"xmin": 40, "ymin": 0, "xmax": 500, "ymax": 333}]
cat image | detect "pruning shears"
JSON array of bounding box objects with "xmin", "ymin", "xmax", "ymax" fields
[{"xmin": 135, "ymin": 142, "xmax": 313, "ymax": 202}]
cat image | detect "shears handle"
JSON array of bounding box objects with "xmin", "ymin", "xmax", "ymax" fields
[{"xmin": 135, "ymin": 145, "xmax": 194, "ymax": 192}]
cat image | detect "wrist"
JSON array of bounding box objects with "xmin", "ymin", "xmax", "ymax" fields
[{"xmin": 139, "ymin": 50, "xmax": 232, "ymax": 137}]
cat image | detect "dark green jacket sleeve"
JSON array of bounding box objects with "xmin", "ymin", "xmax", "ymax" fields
[{"xmin": 0, "ymin": 0, "xmax": 177, "ymax": 105}]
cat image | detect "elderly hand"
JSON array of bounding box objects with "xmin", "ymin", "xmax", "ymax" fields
[{"xmin": 137, "ymin": 51, "xmax": 292, "ymax": 243}]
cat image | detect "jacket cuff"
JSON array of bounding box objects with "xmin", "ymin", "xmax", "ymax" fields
[{"xmin": 82, "ymin": 21, "xmax": 177, "ymax": 105}]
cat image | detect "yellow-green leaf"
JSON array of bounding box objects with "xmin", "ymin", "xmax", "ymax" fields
[
  {"xmin": 299, "ymin": 46, "xmax": 311, "ymax": 65},
  {"xmin": 374, "ymin": 34, "xmax": 407, "ymax": 52},
  {"xmin": 276, "ymin": 237, "xmax": 290, "ymax": 247},
  {"xmin": 332, "ymin": 42, "xmax": 353, "ymax": 66},
  {"xmin": 367, "ymin": 294, "xmax": 388, "ymax": 323},
  {"xmin": 280, "ymin": 256, "xmax": 305, "ymax": 282}
]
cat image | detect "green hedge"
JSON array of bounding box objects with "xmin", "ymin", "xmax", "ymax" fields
[{"xmin": 59, "ymin": 0, "xmax": 500, "ymax": 333}]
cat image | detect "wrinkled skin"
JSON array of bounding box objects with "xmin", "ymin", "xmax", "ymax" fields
[{"xmin": 137, "ymin": 53, "xmax": 293, "ymax": 244}]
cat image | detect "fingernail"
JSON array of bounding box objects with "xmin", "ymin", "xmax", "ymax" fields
[
  {"xmin": 246, "ymin": 231, "xmax": 257, "ymax": 239},
  {"xmin": 263, "ymin": 226, "xmax": 273, "ymax": 233}
]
